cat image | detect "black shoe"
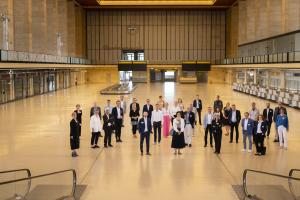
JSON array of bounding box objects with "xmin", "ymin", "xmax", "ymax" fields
[
  {"xmin": 122, "ymin": 125, "xmax": 124, "ymax": 127},
  {"xmin": 273, "ymin": 139, "xmax": 279, "ymax": 143},
  {"xmin": 189, "ymin": 144, "xmax": 192, "ymax": 147},
  {"xmin": 236, "ymin": 141, "xmax": 239, "ymax": 144},
  {"xmin": 185, "ymin": 143, "xmax": 188, "ymax": 147},
  {"xmin": 204, "ymin": 144, "xmax": 207, "ymax": 147},
  {"xmin": 210, "ymin": 144, "xmax": 213, "ymax": 147},
  {"xmin": 146, "ymin": 152, "xmax": 151, "ymax": 156},
  {"xmin": 104, "ymin": 145, "xmax": 108, "ymax": 148},
  {"xmin": 91, "ymin": 146, "xmax": 97, "ymax": 149},
  {"xmin": 95, "ymin": 145, "xmax": 100, "ymax": 148},
  {"xmin": 108, "ymin": 144, "xmax": 113, "ymax": 147},
  {"xmin": 99, "ymin": 134, "xmax": 103, "ymax": 137},
  {"xmin": 229, "ymin": 141, "xmax": 233, "ymax": 143},
  {"xmin": 119, "ymin": 139, "xmax": 123, "ymax": 142}
]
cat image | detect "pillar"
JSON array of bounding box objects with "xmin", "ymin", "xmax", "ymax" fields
[
  {"xmin": 265, "ymin": 70, "xmax": 270, "ymax": 88},
  {"xmin": 13, "ymin": 0, "xmax": 32, "ymax": 52},
  {"xmin": 253, "ymin": 70, "xmax": 257, "ymax": 85},
  {"xmin": 57, "ymin": 0, "xmax": 68, "ymax": 56},
  {"xmin": 243, "ymin": 69, "xmax": 248, "ymax": 84},
  {"xmin": 279, "ymin": 70, "xmax": 285, "ymax": 90},
  {"xmin": 0, "ymin": 0, "xmax": 14, "ymax": 50},
  {"xmin": 32, "ymin": 0, "xmax": 47, "ymax": 54},
  {"xmin": 46, "ymin": 0, "xmax": 58, "ymax": 55},
  {"xmin": 67, "ymin": 0, "xmax": 76, "ymax": 57}
]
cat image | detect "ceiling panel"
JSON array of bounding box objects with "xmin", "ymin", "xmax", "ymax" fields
[{"xmin": 75, "ymin": 0, "xmax": 237, "ymax": 7}]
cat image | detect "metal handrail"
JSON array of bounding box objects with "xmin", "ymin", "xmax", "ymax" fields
[
  {"xmin": 243, "ymin": 169, "xmax": 300, "ymax": 200},
  {"xmin": 0, "ymin": 169, "xmax": 77, "ymax": 199},
  {"xmin": 0, "ymin": 168, "xmax": 32, "ymax": 198},
  {"xmin": 289, "ymin": 169, "xmax": 300, "ymax": 200}
]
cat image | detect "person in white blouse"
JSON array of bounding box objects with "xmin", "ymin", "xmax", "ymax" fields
[
  {"xmin": 151, "ymin": 104, "xmax": 163, "ymax": 144},
  {"xmin": 90, "ymin": 109, "xmax": 102, "ymax": 148},
  {"xmin": 203, "ymin": 107, "xmax": 214, "ymax": 147},
  {"xmin": 249, "ymin": 102, "xmax": 259, "ymax": 121},
  {"xmin": 162, "ymin": 102, "xmax": 171, "ymax": 138},
  {"xmin": 171, "ymin": 112, "xmax": 186, "ymax": 155}
]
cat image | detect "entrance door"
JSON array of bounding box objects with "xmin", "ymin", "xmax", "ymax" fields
[
  {"xmin": 164, "ymin": 71, "xmax": 176, "ymax": 82},
  {"xmin": 119, "ymin": 71, "xmax": 132, "ymax": 83}
]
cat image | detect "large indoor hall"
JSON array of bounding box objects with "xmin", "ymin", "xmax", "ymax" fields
[{"xmin": 1, "ymin": 0, "xmax": 300, "ymax": 199}]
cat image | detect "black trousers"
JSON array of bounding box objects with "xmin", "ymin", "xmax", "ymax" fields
[
  {"xmin": 132, "ymin": 124, "xmax": 137, "ymax": 135},
  {"xmin": 115, "ymin": 119, "xmax": 122, "ymax": 140},
  {"xmin": 230, "ymin": 122, "xmax": 239, "ymax": 142},
  {"xmin": 254, "ymin": 133, "xmax": 265, "ymax": 153},
  {"xmin": 153, "ymin": 121, "xmax": 162, "ymax": 143},
  {"xmin": 104, "ymin": 128, "xmax": 112, "ymax": 146},
  {"xmin": 140, "ymin": 132, "xmax": 150, "ymax": 153},
  {"xmin": 197, "ymin": 108, "xmax": 202, "ymax": 124},
  {"xmin": 79, "ymin": 125, "xmax": 82, "ymax": 136},
  {"xmin": 205, "ymin": 124, "xmax": 213, "ymax": 145},
  {"xmin": 266, "ymin": 121, "xmax": 272, "ymax": 136},
  {"xmin": 213, "ymin": 132, "xmax": 222, "ymax": 153},
  {"xmin": 91, "ymin": 132, "xmax": 100, "ymax": 146}
]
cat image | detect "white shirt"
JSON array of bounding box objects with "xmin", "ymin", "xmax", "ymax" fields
[
  {"xmin": 90, "ymin": 115, "xmax": 102, "ymax": 132},
  {"xmin": 257, "ymin": 121, "xmax": 262, "ymax": 133},
  {"xmin": 173, "ymin": 118, "xmax": 185, "ymax": 133},
  {"xmin": 231, "ymin": 110, "xmax": 237, "ymax": 122},
  {"xmin": 144, "ymin": 117, "xmax": 148, "ymax": 132},
  {"xmin": 196, "ymin": 100, "xmax": 199, "ymax": 108},
  {"xmin": 151, "ymin": 110, "xmax": 163, "ymax": 124},
  {"xmin": 249, "ymin": 108, "xmax": 259, "ymax": 120},
  {"xmin": 207, "ymin": 113, "xmax": 213, "ymax": 124},
  {"xmin": 117, "ymin": 107, "xmax": 122, "ymax": 119},
  {"xmin": 171, "ymin": 107, "xmax": 179, "ymax": 116},
  {"xmin": 266, "ymin": 108, "xmax": 269, "ymax": 119},
  {"xmin": 243, "ymin": 119, "xmax": 249, "ymax": 131},
  {"xmin": 162, "ymin": 108, "xmax": 171, "ymax": 116}
]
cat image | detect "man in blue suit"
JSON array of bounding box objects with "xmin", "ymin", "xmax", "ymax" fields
[
  {"xmin": 138, "ymin": 111, "xmax": 152, "ymax": 156},
  {"xmin": 241, "ymin": 112, "xmax": 255, "ymax": 153}
]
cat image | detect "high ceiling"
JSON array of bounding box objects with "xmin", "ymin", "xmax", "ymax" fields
[{"xmin": 75, "ymin": 0, "xmax": 237, "ymax": 8}]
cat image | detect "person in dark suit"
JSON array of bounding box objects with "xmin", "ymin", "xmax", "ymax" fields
[
  {"xmin": 213, "ymin": 95, "xmax": 223, "ymax": 112},
  {"xmin": 229, "ymin": 104, "xmax": 241, "ymax": 143},
  {"xmin": 70, "ymin": 112, "xmax": 80, "ymax": 157},
  {"xmin": 74, "ymin": 104, "xmax": 82, "ymax": 136},
  {"xmin": 193, "ymin": 94, "xmax": 202, "ymax": 125},
  {"xmin": 90, "ymin": 102, "xmax": 102, "ymax": 137},
  {"xmin": 103, "ymin": 108, "xmax": 114, "ymax": 148},
  {"xmin": 143, "ymin": 99, "xmax": 154, "ymax": 119},
  {"xmin": 112, "ymin": 100, "xmax": 124, "ymax": 142},
  {"xmin": 212, "ymin": 114, "xmax": 223, "ymax": 154},
  {"xmin": 263, "ymin": 102, "xmax": 273, "ymax": 138},
  {"xmin": 130, "ymin": 98, "xmax": 140, "ymax": 113},
  {"xmin": 138, "ymin": 111, "xmax": 152, "ymax": 156},
  {"xmin": 253, "ymin": 115, "xmax": 267, "ymax": 156}
]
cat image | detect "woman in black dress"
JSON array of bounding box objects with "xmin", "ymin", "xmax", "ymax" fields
[
  {"xmin": 129, "ymin": 104, "xmax": 140, "ymax": 138},
  {"xmin": 74, "ymin": 104, "xmax": 82, "ymax": 136},
  {"xmin": 70, "ymin": 112, "xmax": 80, "ymax": 157},
  {"xmin": 223, "ymin": 102, "xmax": 232, "ymax": 136},
  {"xmin": 212, "ymin": 114, "xmax": 223, "ymax": 154},
  {"xmin": 172, "ymin": 112, "xmax": 185, "ymax": 155}
]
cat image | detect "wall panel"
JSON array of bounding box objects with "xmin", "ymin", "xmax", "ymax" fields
[{"xmin": 87, "ymin": 9, "xmax": 226, "ymax": 64}]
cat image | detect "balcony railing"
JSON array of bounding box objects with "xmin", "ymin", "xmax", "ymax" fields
[
  {"xmin": 0, "ymin": 50, "xmax": 91, "ymax": 65},
  {"xmin": 213, "ymin": 51, "xmax": 300, "ymax": 65}
]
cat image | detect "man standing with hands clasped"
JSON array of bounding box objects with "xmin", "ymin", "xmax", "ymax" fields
[
  {"xmin": 151, "ymin": 103, "xmax": 163, "ymax": 145},
  {"xmin": 139, "ymin": 111, "xmax": 152, "ymax": 156},
  {"xmin": 112, "ymin": 100, "xmax": 124, "ymax": 142}
]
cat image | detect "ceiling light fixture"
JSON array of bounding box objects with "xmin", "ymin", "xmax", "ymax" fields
[{"xmin": 97, "ymin": 0, "xmax": 217, "ymax": 6}]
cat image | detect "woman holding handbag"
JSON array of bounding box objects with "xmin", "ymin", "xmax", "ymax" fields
[
  {"xmin": 171, "ymin": 112, "xmax": 186, "ymax": 155},
  {"xmin": 129, "ymin": 103, "xmax": 140, "ymax": 138}
]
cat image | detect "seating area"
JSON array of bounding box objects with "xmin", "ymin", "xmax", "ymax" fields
[{"xmin": 233, "ymin": 82, "xmax": 300, "ymax": 108}]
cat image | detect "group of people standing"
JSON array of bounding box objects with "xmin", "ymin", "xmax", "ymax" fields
[{"xmin": 69, "ymin": 94, "xmax": 289, "ymax": 158}]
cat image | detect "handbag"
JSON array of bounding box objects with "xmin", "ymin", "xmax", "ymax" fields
[{"xmin": 169, "ymin": 129, "xmax": 175, "ymax": 136}]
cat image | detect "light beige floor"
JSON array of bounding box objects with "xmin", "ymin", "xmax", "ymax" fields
[{"xmin": 0, "ymin": 82, "xmax": 299, "ymax": 199}]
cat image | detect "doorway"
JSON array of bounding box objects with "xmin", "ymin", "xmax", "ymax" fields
[
  {"xmin": 150, "ymin": 69, "xmax": 177, "ymax": 82},
  {"xmin": 119, "ymin": 71, "xmax": 132, "ymax": 83}
]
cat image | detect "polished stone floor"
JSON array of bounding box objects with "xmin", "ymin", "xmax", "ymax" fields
[{"xmin": 0, "ymin": 82, "xmax": 299, "ymax": 199}]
